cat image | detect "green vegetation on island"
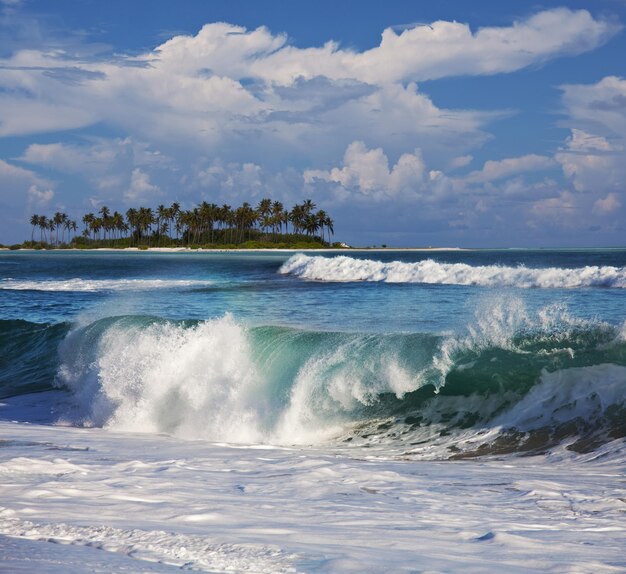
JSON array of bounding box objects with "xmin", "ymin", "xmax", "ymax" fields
[{"xmin": 19, "ymin": 199, "xmax": 342, "ymax": 250}]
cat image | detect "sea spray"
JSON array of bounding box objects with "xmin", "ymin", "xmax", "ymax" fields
[
  {"xmin": 49, "ymin": 300, "xmax": 626, "ymax": 453},
  {"xmin": 280, "ymin": 253, "xmax": 626, "ymax": 288},
  {"xmin": 57, "ymin": 315, "xmax": 267, "ymax": 442}
]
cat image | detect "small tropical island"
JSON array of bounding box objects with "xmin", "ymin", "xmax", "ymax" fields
[{"xmin": 12, "ymin": 199, "xmax": 345, "ymax": 250}]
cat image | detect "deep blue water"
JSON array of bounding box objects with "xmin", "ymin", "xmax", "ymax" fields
[{"xmin": 2, "ymin": 249, "xmax": 626, "ymax": 330}]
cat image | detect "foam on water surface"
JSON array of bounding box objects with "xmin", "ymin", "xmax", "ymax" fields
[
  {"xmin": 280, "ymin": 253, "xmax": 626, "ymax": 288},
  {"xmin": 0, "ymin": 413, "xmax": 624, "ymax": 573},
  {"xmin": 0, "ymin": 278, "xmax": 213, "ymax": 292}
]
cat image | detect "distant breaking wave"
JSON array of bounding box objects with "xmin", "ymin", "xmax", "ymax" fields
[
  {"xmin": 279, "ymin": 254, "xmax": 626, "ymax": 288},
  {"xmin": 0, "ymin": 278, "xmax": 212, "ymax": 292}
]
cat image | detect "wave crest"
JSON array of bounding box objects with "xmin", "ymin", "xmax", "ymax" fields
[
  {"xmin": 0, "ymin": 278, "xmax": 212, "ymax": 292},
  {"xmin": 279, "ymin": 254, "xmax": 626, "ymax": 288},
  {"xmin": 50, "ymin": 301, "xmax": 626, "ymax": 455}
]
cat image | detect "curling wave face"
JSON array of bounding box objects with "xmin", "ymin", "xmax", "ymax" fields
[
  {"xmin": 280, "ymin": 253, "xmax": 626, "ymax": 288},
  {"xmin": 18, "ymin": 299, "xmax": 617, "ymax": 458}
]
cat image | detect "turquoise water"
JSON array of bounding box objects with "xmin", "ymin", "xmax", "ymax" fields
[{"xmin": 1, "ymin": 249, "xmax": 625, "ymax": 456}]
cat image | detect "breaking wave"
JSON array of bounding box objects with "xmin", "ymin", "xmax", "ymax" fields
[
  {"xmin": 15, "ymin": 299, "xmax": 615, "ymax": 458},
  {"xmin": 2, "ymin": 298, "xmax": 624, "ymax": 458},
  {"xmin": 279, "ymin": 253, "xmax": 626, "ymax": 288},
  {"xmin": 0, "ymin": 278, "xmax": 213, "ymax": 292}
]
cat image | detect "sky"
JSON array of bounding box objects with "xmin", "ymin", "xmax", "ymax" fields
[{"xmin": 1, "ymin": 0, "xmax": 626, "ymax": 247}]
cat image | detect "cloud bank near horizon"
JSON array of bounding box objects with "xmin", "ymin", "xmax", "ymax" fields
[{"xmin": 0, "ymin": 6, "xmax": 624, "ymax": 246}]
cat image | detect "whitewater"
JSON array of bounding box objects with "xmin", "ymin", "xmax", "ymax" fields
[{"xmin": 1, "ymin": 249, "xmax": 625, "ymax": 573}]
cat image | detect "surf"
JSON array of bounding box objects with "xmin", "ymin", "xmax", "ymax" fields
[
  {"xmin": 18, "ymin": 301, "xmax": 616, "ymax": 456},
  {"xmin": 280, "ymin": 253, "xmax": 626, "ymax": 288},
  {"xmin": 0, "ymin": 278, "xmax": 213, "ymax": 292}
]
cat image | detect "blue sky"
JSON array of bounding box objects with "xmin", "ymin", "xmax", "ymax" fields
[{"xmin": 1, "ymin": 0, "xmax": 625, "ymax": 246}]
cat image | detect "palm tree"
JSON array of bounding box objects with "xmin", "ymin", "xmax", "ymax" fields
[
  {"xmin": 302, "ymin": 199, "xmax": 316, "ymax": 216},
  {"xmin": 53, "ymin": 212, "xmax": 64, "ymax": 246},
  {"xmin": 110, "ymin": 212, "xmax": 125, "ymax": 243},
  {"xmin": 256, "ymin": 198, "xmax": 272, "ymax": 235},
  {"xmin": 289, "ymin": 204, "xmax": 305, "ymax": 235},
  {"xmin": 91, "ymin": 218, "xmax": 103, "ymax": 242},
  {"xmin": 63, "ymin": 216, "xmax": 73, "ymax": 245},
  {"xmin": 82, "ymin": 213, "xmax": 95, "ymax": 242},
  {"xmin": 30, "ymin": 214, "xmax": 38, "ymax": 243},
  {"xmin": 316, "ymin": 210, "xmax": 327, "ymax": 243},
  {"xmin": 304, "ymin": 213, "xmax": 319, "ymax": 237},
  {"xmin": 156, "ymin": 204, "xmax": 167, "ymax": 245},
  {"xmin": 126, "ymin": 208, "xmax": 138, "ymax": 245},
  {"xmin": 137, "ymin": 207, "xmax": 154, "ymax": 245},
  {"xmin": 324, "ymin": 215, "xmax": 334, "ymax": 243},
  {"xmin": 271, "ymin": 201, "xmax": 284, "ymax": 236},
  {"xmin": 219, "ymin": 204, "xmax": 232, "ymax": 243},
  {"xmin": 47, "ymin": 219, "xmax": 55, "ymax": 246},
  {"xmin": 169, "ymin": 202, "xmax": 181, "ymax": 242},
  {"xmin": 37, "ymin": 215, "xmax": 48, "ymax": 244},
  {"xmin": 70, "ymin": 220, "xmax": 78, "ymax": 244},
  {"xmin": 99, "ymin": 206, "xmax": 110, "ymax": 243}
]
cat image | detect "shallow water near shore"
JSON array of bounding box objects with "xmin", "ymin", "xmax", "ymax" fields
[{"xmin": 1, "ymin": 249, "xmax": 625, "ymax": 572}]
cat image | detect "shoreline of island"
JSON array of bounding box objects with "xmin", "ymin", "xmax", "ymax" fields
[{"xmin": 0, "ymin": 246, "xmax": 467, "ymax": 253}]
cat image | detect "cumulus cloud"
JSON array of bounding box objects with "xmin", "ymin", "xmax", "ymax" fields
[
  {"xmin": 560, "ymin": 76, "xmax": 626, "ymax": 136},
  {"xmin": 0, "ymin": 9, "xmax": 616, "ymax": 149},
  {"xmin": 27, "ymin": 184, "xmax": 54, "ymax": 207},
  {"xmin": 125, "ymin": 168, "xmax": 161, "ymax": 202},
  {"xmin": 154, "ymin": 9, "xmax": 616, "ymax": 85},
  {"xmin": 556, "ymin": 77, "xmax": 626, "ymax": 203},
  {"xmin": 593, "ymin": 193, "xmax": 622, "ymax": 215},
  {"xmin": 0, "ymin": 158, "xmax": 52, "ymax": 204},
  {"xmin": 305, "ymin": 141, "xmax": 431, "ymax": 200},
  {"xmin": 0, "ymin": 159, "xmax": 55, "ymax": 232}
]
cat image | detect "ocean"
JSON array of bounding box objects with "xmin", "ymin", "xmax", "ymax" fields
[{"xmin": 0, "ymin": 249, "xmax": 625, "ymax": 573}]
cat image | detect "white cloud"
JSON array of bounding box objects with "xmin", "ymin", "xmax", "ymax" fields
[
  {"xmin": 0, "ymin": 9, "xmax": 616, "ymax": 149},
  {"xmin": 0, "ymin": 158, "xmax": 53, "ymax": 207},
  {"xmin": 0, "ymin": 159, "xmax": 55, "ymax": 242},
  {"xmin": 556, "ymin": 78, "xmax": 626, "ymax": 197},
  {"xmin": 169, "ymin": 9, "xmax": 615, "ymax": 85},
  {"xmin": 450, "ymin": 155, "xmax": 473, "ymax": 169},
  {"xmin": 27, "ymin": 184, "xmax": 54, "ymax": 207},
  {"xmin": 564, "ymin": 128, "xmax": 615, "ymax": 152},
  {"xmin": 462, "ymin": 154, "xmax": 555, "ymax": 184},
  {"xmin": 125, "ymin": 168, "xmax": 161, "ymax": 202},
  {"xmin": 21, "ymin": 141, "xmax": 120, "ymax": 174},
  {"xmin": 560, "ymin": 76, "xmax": 626, "ymax": 136},
  {"xmin": 593, "ymin": 193, "xmax": 621, "ymax": 215},
  {"xmin": 305, "ymin": 141, "xmax": 429, "ymax": 199},
  {"xmin": 529, "ymin": 191, "xmax": 579, "ymax": 225}
]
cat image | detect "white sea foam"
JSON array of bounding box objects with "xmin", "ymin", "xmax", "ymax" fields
[
  {"xmin": 57, "ymin": 315, "xmax": 268, "ymax": 442},
  {"xmin": 280, "ymin": 253, "xmax": 626, "ymax": 288},
  {"xmin": 0, "ymin": 413, "xmax": 625, "ymax": 573},
  {"xmin": 0, "ymin": 278, "xmax": 212, "ymax": 292},
  {"xmin": 57, "ymin": 315, "xmax": 408, "ymax": 445}
]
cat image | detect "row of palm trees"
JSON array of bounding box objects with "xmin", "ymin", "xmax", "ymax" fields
[
  {"xmin": 29, "ymin": 213, "xmax": 78, "ymax": 246},
  {"xmin": 29, "ymin": 199, "xmax": 334, "ymax": 247}
]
